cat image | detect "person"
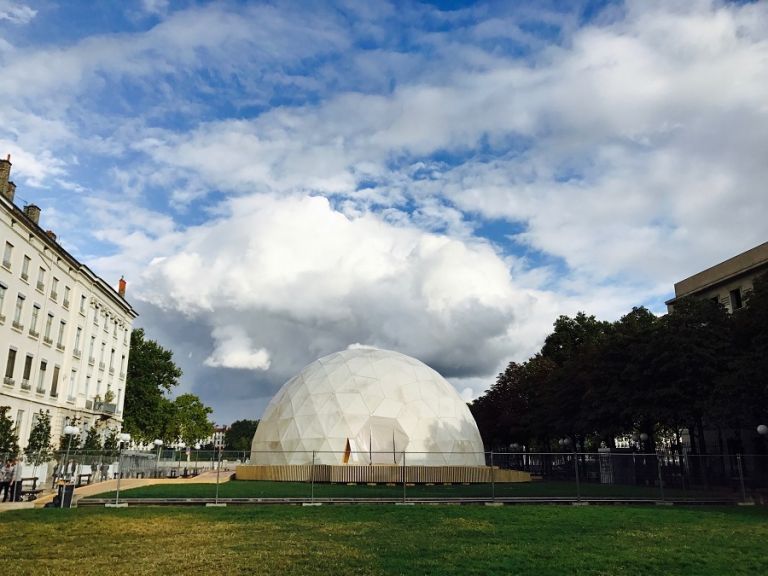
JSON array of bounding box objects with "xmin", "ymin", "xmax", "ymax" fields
[
  {"xmin": 0, "ymin": 460, "xmax": 12, "ymax": 502},
  {"xmin": 99, "ymin": 462, "xmax": 109, "ymax": 482},
  {"xmin": 10, "ymin": 458, "xmax": 24, "ymax": 502}
]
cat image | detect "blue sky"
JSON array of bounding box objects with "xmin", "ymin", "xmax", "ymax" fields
[{"xmin": 1, "ymin": 0, "xmax": 766, "ymax": 423}]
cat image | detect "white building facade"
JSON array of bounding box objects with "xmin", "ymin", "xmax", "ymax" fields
[{"xmin": 0, "ymin": 155, "xmax": 138, "ymax": 449}]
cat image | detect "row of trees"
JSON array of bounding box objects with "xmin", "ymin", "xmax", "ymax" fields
[{"xmin": 470, "ymin": 273, "xmax": 768, "ymax": 454}]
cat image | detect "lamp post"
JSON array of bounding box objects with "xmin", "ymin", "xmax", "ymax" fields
[
  {"xmin": 153, "ymin": 439, "xmax": 163, "ymax": 478},
  {"xmin": 60, "ymin": 425, "xmax": 79, "ymax": 508},
  {"xmin": 757, "ymin": 425, "xmax": 768, "ymax": 437},
  {"xmin": 113, "ymin": 432, "xmax": 131, "ymax": 507}
]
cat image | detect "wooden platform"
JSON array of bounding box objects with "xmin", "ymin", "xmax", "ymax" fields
[{"xmin": 236, "ymin": 465, "xmax": 531, "ymax": 483}]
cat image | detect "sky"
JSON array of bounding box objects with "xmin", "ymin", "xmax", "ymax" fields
[{"xmin": 1, "ymin": 0, "xmax": 766, "ymax": 424}]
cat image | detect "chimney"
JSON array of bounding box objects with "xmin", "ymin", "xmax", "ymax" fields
[
  {"xmin": 45, "ymin": 230, "xmax": 57, "ymax": 242},
  {"xmin": 0, "ymin": 154, "xmax": 13, "ymax": 203},
  {"xmin": 23, "ymin": 204, "xmax": 41, "ymax": 225},
  {"xmin": 118, "ymin": 276, "xmax": 126, "ymax": 298}
]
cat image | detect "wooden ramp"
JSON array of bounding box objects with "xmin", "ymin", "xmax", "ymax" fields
[{"xmin": 236, "ymin": 465, "xmax": 531, "ymax": 483}]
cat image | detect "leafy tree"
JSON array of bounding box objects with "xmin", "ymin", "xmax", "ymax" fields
[
  {"xmin": 224, "ymin": 419, "xmax": 259, "ymax": 451},
  {"xmin": 170, "ymin": 394, "xmax": 214, "ymax": 447},
  {"xmin": 124, "ymin": 328, "xmax": 183, "ymax": 443},
  {"xmin": 24, "ymin": 410, "xmax": 54, "ymax": 466},
  {"xmin": 103, "ymin": 429, "xmax": 119, "ymax": 459},
  {"xmin": 0, "ymin": 406, "xmax": 20, "ymax": 458}
]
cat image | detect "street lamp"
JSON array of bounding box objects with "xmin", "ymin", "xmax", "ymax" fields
[
  {"xmin": 60, "ymin": 425, "xmax": 80, "ymax": 508},
  {"xmin": 757, "ymin": 425, "xmax": 768, "ymax": 437},
  {"xmin": 153, "ymin": 439, "xmax": 163, "ymax": 478},
  {"xmin": 113, "ymin": 432, "xmax": 131, "ymax": 507}
]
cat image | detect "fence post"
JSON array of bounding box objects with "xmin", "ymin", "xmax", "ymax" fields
[
  {"xmin": 214, "ymin": 448, "xmax": 222, "ymax": 504},
  {"xmin": 311, "ymin": 450, "xmax": 315, "ymax": 504},
  {"xmin": 490, "ymin": 451, "xmax": 495, "ymax": 502},
  {"xmin": 656, "ymin": 452, "xmax": 665, "ymax": 502},
  {"xmin": 736, "ymin": 453, "xmax": 747, "ymax": 503},
  {"xmin": 574, "ymin": 451, "xmax": 581, "ymax": 502},
  {"xmin": 402, "ymin": 451, "xmax": 406, "ymax": 503}
]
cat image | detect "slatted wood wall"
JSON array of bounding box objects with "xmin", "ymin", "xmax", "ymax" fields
[{"xmin": 235, "ymin": 465, "xmax": 531, "ymax": 483}]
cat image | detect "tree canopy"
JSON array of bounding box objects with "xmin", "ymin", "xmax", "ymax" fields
[
  {"xmin": 123, "ymin": 328, "xmax": 214, "ymax": 445},
  {"xmin": 224, "ymin": 419, "xmax": 259, "ymax": 451},
  {"xmin": 470, "ymin": 272, "xmax": 768, "ymax": 453}
]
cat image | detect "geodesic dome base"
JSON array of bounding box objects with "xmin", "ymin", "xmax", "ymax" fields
[{"xmin": 250, "ymin": 348, "xmax": 485, "ymax": 466}]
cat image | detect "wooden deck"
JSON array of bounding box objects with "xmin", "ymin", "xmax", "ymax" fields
[{"xmin": 236, "ymin": 465, "xmax": 531, "ymax": 483}]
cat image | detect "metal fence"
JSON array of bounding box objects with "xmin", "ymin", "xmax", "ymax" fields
[{"xmin": 2, "ymin": 449, "xmax": 767, "ymax": 505}]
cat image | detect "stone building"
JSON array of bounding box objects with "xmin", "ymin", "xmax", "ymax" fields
[
  {"xmin": 0, "ymin": 155, "xmax": 138, "ymax": 449},
  {"xmin": 665, "ymin": 241, "xmax": 768, "ymax": 313}
]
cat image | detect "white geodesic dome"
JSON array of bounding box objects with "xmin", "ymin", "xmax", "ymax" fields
[{"xmin": 250, "ymin": 348, "xmax": 486, "ymax": 466}]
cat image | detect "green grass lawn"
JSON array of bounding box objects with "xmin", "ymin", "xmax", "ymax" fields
[
  {"xmin": 1, "ymin": 505, "xmax": 766, "ymax": 575},
  {"xmin": 88, "ymin": 479, "xmax": 735, "ymax": 501}
]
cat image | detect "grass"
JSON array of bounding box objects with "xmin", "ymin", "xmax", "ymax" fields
[
  {"xmin": 1, "ymin": 505, "xmax": 766, "ymax": 575},
  {"xmin": 88, "ymin": 479, "xmax": 734, "ymax": 501}
]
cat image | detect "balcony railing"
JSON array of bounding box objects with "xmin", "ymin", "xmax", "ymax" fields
[
  {"xmin": 36, "ymin": 281, "xmax": 45, "ymax": 291},
  {"xmin": 93, "ymin": 400, "xmax": 117, "ymax": 414},
  {"xmin": 50, "ymin": 291, "xmax": 58, "ymax": 301},
  {"xmin": 99, "ymin": 362, "xmax": 105, "ymax": 371},
  {"xmin": 2, "ymin": 259, "xmax": 11, "ymax": 269},
  {"xmin": 20, "ymin": 380, "xmax": 30, "ymax": 391},
  {"xmin": 35, "ymin": 386, "xmax": 46, "ymax": 394},
  {"xmin": 88, "ymin": 357, "xmax": 95, "ymax": 365},
  {"xmin": 85, "ymin": 399, "xmax": 93, "ymax": 410},
  {"xmin": 63, "ymin": 299, "xmax": 70, "ymax": 309},
  {"xmin": 43, "ymin": 337, "xmax": 53, "ymax": 346},
  {"xmin": 73, "ymin": 348, "xmax": 81, "ymax": 359},
  {"xmin": 12, "ymin": 321, "xmax": 23, "ymax": 331},
  {"xmin": 56, "ymin": 343, "xmax": 65, "ymax": 352},
  {"xmin": 3, "ymin": 377, "xmax": 14, "ymax": 386},
  {"xmin": 28, "ymin": 328, "xmax": 39, "ymax": 338},
  {"xmin": 109, "ymin": 367, "xmax": 115, "ymax": 375},
  {"xmin": 21, "ymin": 272, "xmax": 28, "ymax": 281},
  {"xmin": 119, "ymin": 372, "xmax": 125, "ymax": 380},
  {"xmin": 0, "ymin": 314, "xmax": 5, "ymax": 324}
]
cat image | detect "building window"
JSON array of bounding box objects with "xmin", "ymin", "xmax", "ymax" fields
[
  {"xmin": 56, "ymin": 320, "xmax": 66, "ymax": 349},
  {"xmin": 63, "ymin": 286, "xmax": 70, "ymax": 308},
  {"xmin": 109, "ymin": 348, "xmax": 115, "ymax": 371},
  {"xmin": 22, "ymin": 354, "xmax": 33, "ymax": 385},
  {"xmin": 99, "ymin": 342, "xmax": 106, "ymax": 370},
  {"xmin": 21, "ymin": 255, "xmax": 30, "ymax": 281},
  {"xmin": 730, "ymin": 288, "xmax": 743, "ymax": 310},
  {"xmin": 89, "ymin": 336, "xmax": 96, "ymax": 364},
  {"xmin": 44, "ymin": 313, "xmax": 54, "ymax": 344},
  {"xmin": 30, "ymin": 304, "xmax": 40, "ymax": 336},
  {"xmin": 85, "ymin": 374, "xmax": 91, "ymax": 398},
  {"xmin": 2, "ymin": 241, "xmax": 12, "ymax": 269},
  {"xmin": 50, "ymin": 277, "xmax": 59, "ymax": 301},
  {"xmin": 36, "ymin": 267, "xmax": 46, "ymax": 292},
  {"xmin": 74, "ymin": 327, "xmax": 82, "ymax": 356},
  {"xmin": 36, "ymin": 360, "xmax": 47, "ymax": 393},
  {"xmin": 14, "ymin": 409, "xmax": 23, "ymax": 434},
  {"xmin": 0, "ymin": 283, "xmax": 6, "ymax": 322},
  {"xmin": 13, "ymin": 294, "xmax": 25, "ymax": 329},
  {"xmin": 4, "ymin": 348, "xmax": 16, "ymax": 380},
  {"xmin": 50, "ymin": 365, "xmax": 60, "ymax": 397},
  {"xmin": 68, "ymin": 369, "xmax": 77, "ymax": 401},
  {"xmin": 93, "ymin": 308, "xmax": 98, "ymax": 326},
  {"xmin": 79, "ymin": 294, "xmax": 86, "ymax": 314}
]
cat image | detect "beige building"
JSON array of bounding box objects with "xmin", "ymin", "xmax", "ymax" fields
[
  {"xmin": 0, "ymin": 155, "xmax": 138, "ymax": 449},
  {"xmin": 665, "ymin": 242, "xmax": 768, "ymax": 313}
]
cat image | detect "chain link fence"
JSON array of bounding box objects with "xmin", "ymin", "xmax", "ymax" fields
[{"xmin": 3, "ymin": 448, "xmax": 767, "ymax": 505}]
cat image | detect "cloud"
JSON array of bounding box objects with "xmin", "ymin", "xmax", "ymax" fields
[
  {"xmin": 205, "ymin": 326, "xmax": 271, "ymax": 371},
  {"xmin": 0, "ymin": 0, "xmax": 36, "ymax": 24}
]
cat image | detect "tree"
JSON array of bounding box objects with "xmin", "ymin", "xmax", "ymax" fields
[
  {"xmin": 124, "ymin": 328, "xmax": 183, "ymax": 443},
  {"xmin": 224, "ymin": 419, "xmax": 259, "ymax": 451},
  {"xmin": 0, "ymin": 406, "xmax": 20, "ymax": 458},
  {"xmin": 170, "ymin": 394, "xmax": 214, "ymax": 447},
  {"xmin": 24, "ymin": 410, "xmax": 54, "ymax": 466}
]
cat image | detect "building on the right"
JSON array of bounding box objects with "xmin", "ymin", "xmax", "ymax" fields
[{"xmin": 665, "ymin": 241, "xmax": 768, "ymax": 313}]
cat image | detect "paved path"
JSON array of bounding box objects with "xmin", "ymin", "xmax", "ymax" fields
[{"xmin": 31, "ymin": 468, "xmax": 235, "ymax": 507}]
